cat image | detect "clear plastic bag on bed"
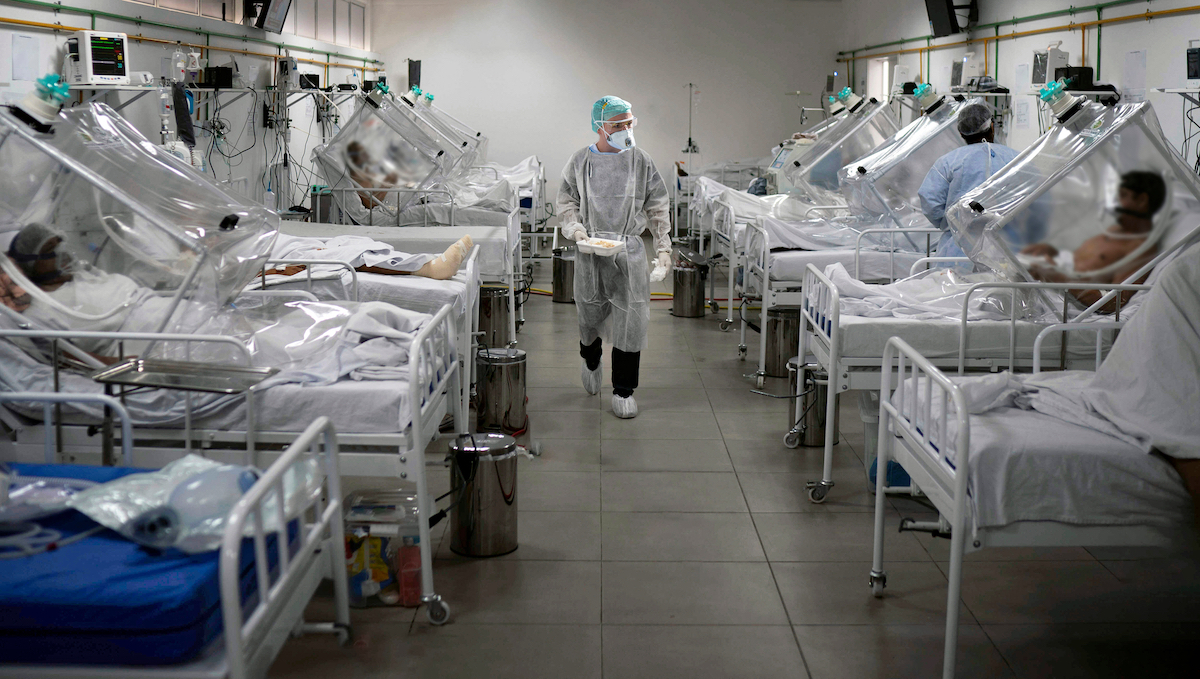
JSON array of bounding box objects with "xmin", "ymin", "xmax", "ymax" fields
[
  {"xmin": 782, "ymin": 99, "xmax": 901, "ymax": 206},
  {"xmin": 944, "ymin": 99, "xmax": 1200, "ymax": 316},
  {"xmin": 68, "ymin": 453, "xmax": 322, "ymax": 553}
]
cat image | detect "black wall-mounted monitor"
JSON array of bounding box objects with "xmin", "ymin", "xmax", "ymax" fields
[
  {"xmin": 925, "ymin": 0, "xmax": 977, "ymax": 38},
  {"xmin": 255, "ymin": 0, "xmax": 292, "ymax": 33}
]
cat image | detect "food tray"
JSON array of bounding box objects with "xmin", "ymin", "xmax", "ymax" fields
[
  {"xmin": 92, "ymin": 358, "xmax": 279, "ymax": 394},
  {"xmin": 577, "ymin": 237, "xmax": 625, "ymax": 257}
]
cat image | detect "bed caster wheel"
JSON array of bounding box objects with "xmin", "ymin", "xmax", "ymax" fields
[
  {"xmin": 425, "ymin": 597, "xmax": 450, "ymax": 625},
  {"xmin": 869, "ymin": 571, "xmax": 887, "ymax": 599},
  {"xmin": 719, "ymin": 320, "xmax": 732, "ymax": 332},
  {"xmin": 807, "ymin": 484, "xmax": 828, "ymax": 504},
  {"xmin": 754, "ymin": 374, "xmax": 765, "ymax": 389},
  {"xmin": 784, "ymin": 430, "xmax": 801, "ymax": 449},
  {"xmin": 709, "ymin": 300, "xmax": 720, "ymax": 314},
  {"xmin": 737, "ymin": 345, "xmax": 747, "ymax": 361}
]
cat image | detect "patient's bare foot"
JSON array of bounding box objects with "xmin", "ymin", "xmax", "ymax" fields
[{"xmin": 412, "ymin": 235, "xmax": 474, "ymax": 280}]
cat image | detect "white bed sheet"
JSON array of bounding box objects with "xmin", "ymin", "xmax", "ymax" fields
[
  {"xmin": 837, "ymin": 314, "xmax": 1112, "ymax": 361},
  {"xmin": 258, "ymin": 271, "xmax": 470, "ymax": 316},
  {"xmin": 769, "ymin": 249, "xmax": 925, "ymax": 283},
  {"xmin": 284, "ymin": 223, "xmax": 512, "ymax": 279},
  {"xmin": 954, "ymin": 407, "xmax": 1191, "ymax": 532}
]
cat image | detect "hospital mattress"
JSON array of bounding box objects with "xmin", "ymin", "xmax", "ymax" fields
[
  {"xmin": 194, "ymin": 378, "xmax": 428, "ymax": 434},
  {"xmin": 954, "ymin": 408, "xmax": 1192, "ymax": 531},
  {"xmin": 836, "ymin": 314, "xmax": 1113, "ymax": 362},
  {"xmin": 395, "ymin": 204, "xmax": 513, "ymax": 228},
  {"xmin": 283, "ymin": 222, "xmax": 515, "ymax": 279},
  {"xmin": 0, "ymin": 463, "xmax": 296, "ymax": 666},
  {"xmin": 769, "ymin": 249, "xmax": 925, "ymax": 283}
]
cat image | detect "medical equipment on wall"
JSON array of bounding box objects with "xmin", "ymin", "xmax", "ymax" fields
[
  {"xmin": 158, "ymin": 86, "xmax": 173, "ymax": 142},
  {"xmin": 65, "ymin": 31, "xmax": 130, "ymax": 86},
  {"xmin": 950, "ymin": 52, "xmax": 980, "ymax": 92},
  {"xmin": 1187, "ymin": 44, "xmax": 1200, "ymax": 87},
  {"xmin": 279, "ymin": 54, "xmax": 300, "ymax": 89},
  {"xmin": 1032, "ymin": 43, "xmax": 1069, "ymax": 89},
  {"xmin": 892, "ymin": 65, "xmax": 911, "ymax": 93},
  {"xmin": 161, "ymin": 140, "xmax": 206, "ymax": 172}
]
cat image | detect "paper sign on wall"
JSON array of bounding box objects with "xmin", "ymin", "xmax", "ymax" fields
[
  {"xmin": 12, "ymin": 34, "xmax": 39, "ymax": 82},
  {"xmin": 1123, "ymin": 49, "xmax": 1147, "ymax": 103},
  {"xmin": 1015, "ymin": 63, "xmax": 1030, "ymax": 89},
  {"xmin": 1014, "ymin": 99, "xmax": 1031, "ymax": 129}
]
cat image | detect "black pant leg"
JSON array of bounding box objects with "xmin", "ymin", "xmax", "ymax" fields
[{"xmin": 611, "ymin": 347, "xmax": 641, "ymax": 398}]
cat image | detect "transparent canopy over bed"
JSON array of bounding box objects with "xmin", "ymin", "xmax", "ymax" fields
[
  {"xmin": 0, "ymin": 102, "xmax": 277, "ymax": 337},
  {"xmin": 944, "ymin": 98, "xmax": 1200, "ymax": 313},
  {"xmin": 781, "ymin": 98, "xmax": 901, "ymax": 206},
  {"xmin": 837, "ymin": 96, "xmax": 976, "ymax": 225},
  {"xmin": 312, "ymin": 92, "xmax": 471, "ymax": 223},
  {"xmin": 404, "ymin": 87, "xmax": 489, "ymax": 166}
]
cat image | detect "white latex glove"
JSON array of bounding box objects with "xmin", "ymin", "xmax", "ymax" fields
[
  {"xmin": 649, "ymin": 251, "xmax": 672, "ymax": 283},
  {"xmin": 561, "ymin": 222, "xmax": 588, "ymax": 242}
]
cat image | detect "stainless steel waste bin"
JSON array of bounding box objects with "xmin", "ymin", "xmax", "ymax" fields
[
  {"xmin": 764, "ymin": 306, "xmax": 801, "ymax": 377},
  {"xmin": 672, "ymin": 248, "xmax": 708, "ymax": 318},
  {"xmin": 478, "ymin": 284, "xmax": 510, "ymax": 348},
  {"xmin": 476, "ymin": 348, "xmax": 527, "ymax": 433},
  {"xmin": 787, "ymin": 358, "xmax": 840, "ymax": 447},
  {"xmin": 449, "ymin": 433, "xmax": 518, "ymax": 557},
  {"xmin": 552, "ymin": 247, "xmax": 575, "ymax": 303}
]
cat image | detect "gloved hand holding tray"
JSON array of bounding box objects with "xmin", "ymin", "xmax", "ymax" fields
[{"xmin": 577, "ymin": 237, "xmax": 626, "ymax": 256}]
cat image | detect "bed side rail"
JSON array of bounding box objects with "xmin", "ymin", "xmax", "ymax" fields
[
  {"xmin": 955, "ymin": 281, "xmax": 1151, "ymax": 374},
  {"xmin": 259, "ymin": 259, "xmax": 360, "ymax": 302},
  {"xmin": 1032, "ymin": 322, "xmax": 1126, "ymax": 373},
  {"xmin": 0, "ymin": 392, "xmax": 133, "ymax": 465},
  {"xmin": 220, "ymin": 417, "xmax": 349, "ymax": 679},
  {"xmin": 802, "ymin": 204, "xmax": 846, "ymax": 218},
  {"xmin": 327, "ymin": 186, "xmax": 458, "ymax": 227},
  {"xmin": 408, "ymin": 302, "xmax": 462, "ymax": 446},
  {"xmin": 909, "ymin": 257, "xmax": 972, "ymax": 276},
  {"xmin": 879, "ymin": 337, "xmax": 970, "ymax": 522},
  {"xmin": 852, "ymin": 227, "xmax": 941, "ymax": 281},
  {"xmin": 743, "ymin": 217, "xmax": 770, "ymax": 298},
  {"xmin": 0, "ymin": 328, "xmax": 253, "ymax": 370},
  {"xmin": 801, "ymin": 262, "xmax": 840, "ymax": 352}
]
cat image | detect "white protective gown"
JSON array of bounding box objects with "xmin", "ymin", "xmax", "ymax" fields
[{"xmin": 556, "ymin": 146, "xmax": 670, "ymax": 352}]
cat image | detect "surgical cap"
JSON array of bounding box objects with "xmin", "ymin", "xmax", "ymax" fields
[
  {"xmin": 7, "ymin": 223, "xmax": 66, "ymax": 280},
  {"xmin": 957, "ymin": 102, "xmax": 993, "ymax": 138},
  {"xmin": 592, "ymin": 96, "xmax": 632, "ymax": 132}
]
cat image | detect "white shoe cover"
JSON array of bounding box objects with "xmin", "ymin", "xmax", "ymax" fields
[
  {"xmin": 612, "ymin": 394, "xmax": 638, "ymax": 419},
  {"xmin": 582, "ymin": 359, "xmax": 602, "ymax": 395}
]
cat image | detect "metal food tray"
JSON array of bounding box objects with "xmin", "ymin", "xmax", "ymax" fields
[{"xmin": 92, "ymin": 358, "xmax": 279, "ymax": 394}]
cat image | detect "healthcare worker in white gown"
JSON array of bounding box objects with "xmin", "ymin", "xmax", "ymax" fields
[{"xmin": 557, "ymin": 96, "xmax": 671, "ymax": 419}]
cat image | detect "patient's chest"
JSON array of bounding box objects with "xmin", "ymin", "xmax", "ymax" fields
[{"xmin": 1073, "ymin": 233, "xmax": 1147, "ymax": 273}]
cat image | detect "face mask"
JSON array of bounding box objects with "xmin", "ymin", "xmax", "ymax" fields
[{"xmin": 606, "ymin": 128, "xmax": 635, "ymax": 150}]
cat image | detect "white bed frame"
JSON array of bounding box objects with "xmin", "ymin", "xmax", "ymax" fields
[
  {"xmin": 795, "ymin": 224, "xmax": 1200, "ymax": 503},
  {"xmin": 741, "ymin": 217, "xmax": 939, "ymax": 386},
  {"xmin": 0, "ymin": 416, "xmax": 351, "ymax": 679},
  {"xmin": 0, "ymin": 303, "xmax": 462, "ymax": 625},
  {"xmin": 870, "ymin": 336, "xmax": 1189, "ymax": 679}
]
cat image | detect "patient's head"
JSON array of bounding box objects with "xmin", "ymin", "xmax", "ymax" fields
[
  {"xmin": 7, "ymin": 222, "xmax": 72, "ymax": 290},
  {"xmin": 1116, "ymin": 171, "xmax": 1166, "ymax": 225},
  {"xmin": 346, "ymin": 141, "xmax": 371, "ymax": 169}
]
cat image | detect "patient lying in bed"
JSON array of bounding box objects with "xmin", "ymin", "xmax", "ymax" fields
[
  {"xmin": 1022, "ymin": 171, "xmax": 1166, "ymax": 310},
  {"xmin": 346, "ymin": 141, "xmax": 405, "ymax": 210}
]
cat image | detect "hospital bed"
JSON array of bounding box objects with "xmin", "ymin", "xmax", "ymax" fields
[
  {"xmin": 869, "ymin": 335, "xmax": 1193, "ymax": 679},
  {"xmin": 250, "ymin": 244, "xmax": 482, "ymax": 421},
  {"xmin": 0, "ymin": 416, "xmax": 352, "ymax": 678},
  {"xmin": 281, "ymin": 214, "xmax": 522, "ymax": 345},
  {"xmin": 741, "ymin": 217, "xmax": 935, "ymax": 383},
  {"xmin": 794, "ymin": 220, "xmax": 1200, "ymax": 504},
  {"xmin": 0, "ymin": 304, "xmax": 462, "ymax": 625}
]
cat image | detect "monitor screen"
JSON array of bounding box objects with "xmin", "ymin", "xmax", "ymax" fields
[
  {"xmin": 951, "ymin": 61, "xmax": 963, "ymax": 88},
  {"xmin": 1032, "ymin": 52, "xmax": 1049, "ymax": 85},
  {"xmin": 925, "ymin": 0, "xmax": 960, "ymax": 38},
  {"xmin": 90, "ymin": 35, "xmax": 126, "ymax": 76},
  {"xmin": 256, "ymin": 0, "xmax": 292, "ymax": 33}
]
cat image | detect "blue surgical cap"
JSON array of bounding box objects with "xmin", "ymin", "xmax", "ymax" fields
[{"xmin": 592, "ymin": 95, "xmax": 632, "ymax": 132}]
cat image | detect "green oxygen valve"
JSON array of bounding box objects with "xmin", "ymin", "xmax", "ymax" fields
[
  {"xmin": 1039, "ymin": 77, "xmax": 1082, "ymax": 121},
  {"xmin": 914, "ymin": 83, "xmax": 941, "ymax": 111},
  {"xmin": 423, "ymin": 92, "xmax": 434, "ymax": 103},
  {"xmin": 20, "ymin": 74, "xmax": 70, "ymax": 121},
  {"xmin": 837, "ymin": 86, "xmax": 853, "ymax": 102}
]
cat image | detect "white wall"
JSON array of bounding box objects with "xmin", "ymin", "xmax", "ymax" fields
[
  {"xmin": 372, "ymin": 0, "xmax": 845, "ymax": 207},
  {"xmin": 0, "ymin": 0, "xmax": 381, "ymax": 207},
  {"xmin": 839, "ymin": 0, "xmax": 1200, "ymax": 154}
]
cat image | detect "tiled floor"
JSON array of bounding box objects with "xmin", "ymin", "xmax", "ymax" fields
[{"xmin": 270, "ymin": 242, "xmax": 1200, "ymax": 678}]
